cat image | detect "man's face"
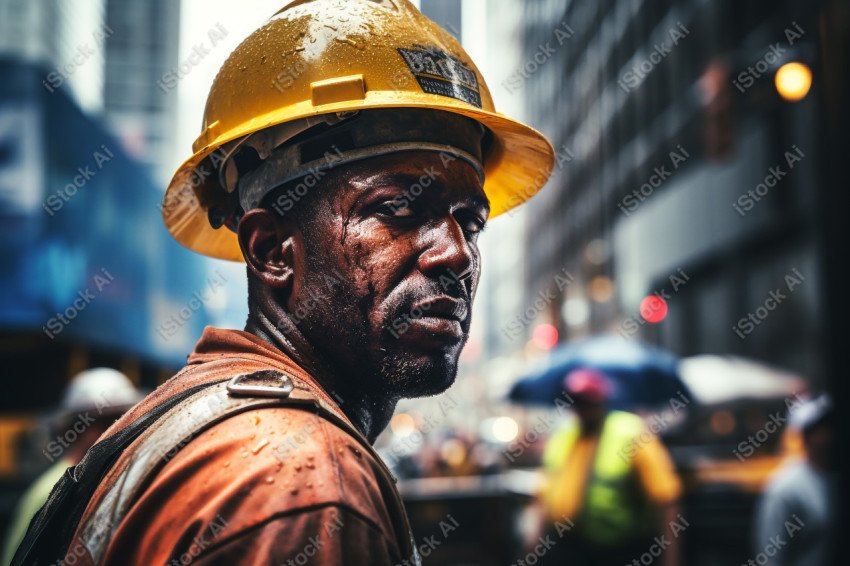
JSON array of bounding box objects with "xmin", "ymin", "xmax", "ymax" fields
[{"xmin": 285, "ymin": 150, "xmax": 489, "ymax": 399}]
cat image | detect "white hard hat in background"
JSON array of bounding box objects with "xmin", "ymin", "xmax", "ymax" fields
[
  {"xmin": 788, "ymin": 394, "xmax": 832, "ymax": 432},
  {"xmin": 61, "ymin": 368, "xmax": 144, "ymax": 418}
]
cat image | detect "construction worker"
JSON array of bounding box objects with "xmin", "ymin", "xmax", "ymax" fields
[
  {"xmin": 2, "ymin": 368, "xmax": 143, "ymax": 565},
  {"xmin": 537, "ymin": 368, "xmax": 684, "ymax": 566},
  {"xmin": 12, "ymin": 1, "xmax": 554, "ymax": 564}
]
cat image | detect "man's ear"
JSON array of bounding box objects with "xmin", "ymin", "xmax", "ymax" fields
[{"xmin": 237, "ymin": 209, "xmax": 300, "ymax": 293}]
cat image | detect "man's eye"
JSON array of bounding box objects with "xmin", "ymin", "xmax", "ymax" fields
[
  {"xmin": 377, "ymin": 201, "xmax": 414, "ymax": 218},
  {"xmin": 463, "ymin": 220, "xmax": 486, "ymax": 234},
  {"xmin": 456, "ymin": 211, "xmax": 486, "ymax": 235}
]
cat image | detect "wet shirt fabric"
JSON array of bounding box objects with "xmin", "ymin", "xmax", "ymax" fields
[{"xmin": 64, "ymin": 327, "xmax": 415, "ymax": 565}]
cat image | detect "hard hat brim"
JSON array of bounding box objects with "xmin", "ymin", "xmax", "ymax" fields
[{"xmin": 163, "ymin": 95, "xmax": 555, "ymax": 262}]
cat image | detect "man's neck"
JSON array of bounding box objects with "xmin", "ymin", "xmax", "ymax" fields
[
  {"xmin": 580, "ymin": 418, "xmax": 605, "ymax": 437},
  {"xmin": 244, "ymin": 304, "xmax": 397, "ymax": 443}
]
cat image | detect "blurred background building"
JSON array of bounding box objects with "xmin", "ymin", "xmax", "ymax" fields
[
  {"xmin": 517, "ymin": 0, "xmax": 823, "ymax": 382},
  {"xmin": 102, "ymin": 0, "xmax": 181, "ymax": 186},
  {"xmin": 0, "ymin": 0, "xmax": 248, "ymax": 513}
]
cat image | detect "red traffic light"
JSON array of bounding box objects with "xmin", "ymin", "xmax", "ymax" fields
[{"xmin": 639, "ymin": 295, "xmax": 668, "ymax": 323}]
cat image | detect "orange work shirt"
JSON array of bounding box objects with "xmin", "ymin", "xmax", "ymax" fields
[{"xmin": 63, "ymin": 327, "xmax": 415, "ymax": 565}]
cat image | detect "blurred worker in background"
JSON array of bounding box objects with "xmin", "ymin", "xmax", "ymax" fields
[
  {"xmin": 754, "ymin": 394, "xmax": 835, "ymax": 565},
  {"xmin": 537, "ymin": 368, "xmax": 684, "ymax": 566},
  {"xmin": 1, "ymin": 368, "xmax": 142, "ymax": 564}
]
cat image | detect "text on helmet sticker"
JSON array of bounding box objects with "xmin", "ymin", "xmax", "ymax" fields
[{"xmin": 396, "ymin": 44, "xmax": 482, "ymax": 108}]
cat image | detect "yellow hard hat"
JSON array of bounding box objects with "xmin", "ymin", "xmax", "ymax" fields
[{"xmin": 163, "ymin": 0, "xmax": 555, "ymax": 261}]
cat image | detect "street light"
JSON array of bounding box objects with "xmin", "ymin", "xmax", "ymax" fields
[
  {"xmin": 532, "ymin": 323, "xmax": 559, "ymax": 349},
  {"xmin": 639, "ymin": 295, "xmax": 668, "ymax": 323},
  {"xmin": 775, "ymin": 62, "xmax": 812, "ymax": 102}
]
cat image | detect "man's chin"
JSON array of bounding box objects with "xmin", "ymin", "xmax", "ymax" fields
[
  {"xmin": 381, "ymin": 353, "xmax": 459, "ymax": 399},
  {"xmin": 402, "ymin": 370, "xmax": 456, "ymax": 398}
]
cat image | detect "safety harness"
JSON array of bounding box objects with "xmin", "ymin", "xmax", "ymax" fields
[{"xmin": 12, "ymin": 368, "xmax": 417, "ymax": 565}]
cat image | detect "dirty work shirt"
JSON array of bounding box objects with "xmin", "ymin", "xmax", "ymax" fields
[{"xmin": 64, "ymin": 327, "xmax": 415, "ymax": 565}]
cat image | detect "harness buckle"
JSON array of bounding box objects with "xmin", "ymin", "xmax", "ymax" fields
[{"xmin": 226, "ymin": 370, "xmax": 294, "ymax": 398}]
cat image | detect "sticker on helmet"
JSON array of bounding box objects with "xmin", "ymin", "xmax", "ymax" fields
[{"xmin": 397, "ymin": 44, "xmax": 482, "ymax": 108}]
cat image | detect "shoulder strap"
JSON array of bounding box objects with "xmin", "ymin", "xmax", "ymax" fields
[
  {"xmin": 11, "ymin": 378, "xmax": 227, "ymax": 566},
  {"xmin": 15, "ymin": 368, "xmax": 414, "ymax": 565}
]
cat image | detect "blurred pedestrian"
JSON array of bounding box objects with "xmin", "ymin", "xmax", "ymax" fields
[
  {"xmin": 535, "ymin": 368, "xmax": 684, "ymax": 566},
  {"xmin": 1, "ymin": 368, "xmax": 142, "ymax": 564},
  {"xmin": 753, "ymin": 394, "xmax": 835, "ymax": 565}
]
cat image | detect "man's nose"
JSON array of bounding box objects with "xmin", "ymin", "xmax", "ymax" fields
[{"xmin": 417, "ymin": 217, "xmax": 475, "ymax": 283}]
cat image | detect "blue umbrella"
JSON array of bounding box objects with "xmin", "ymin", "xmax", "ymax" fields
[{"xmin": 508, "ymin": 334, "xmax": 689, "ymax": 410}]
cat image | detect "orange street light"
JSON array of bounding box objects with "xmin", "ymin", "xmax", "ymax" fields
[{"xmin": 775, "ymin": 62, "xmax": 812, "ymax": 102}]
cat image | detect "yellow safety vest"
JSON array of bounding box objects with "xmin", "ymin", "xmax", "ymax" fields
[{"xmin": 543, "ymin": 411, "xmax": 655, "ymax": 545}]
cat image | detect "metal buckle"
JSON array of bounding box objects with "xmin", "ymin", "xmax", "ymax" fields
[{"xmin": 226, "ymin": 370, "xmax": 294, "ymax": 398}]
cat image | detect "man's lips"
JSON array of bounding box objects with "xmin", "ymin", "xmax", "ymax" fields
[
  {"xmin": 398, "ymin": 296, "xmax": 469, "ymax": 341},
  {"xmin": 411, "ymin": 296, "xmax": 469, "ymax": 322}
]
